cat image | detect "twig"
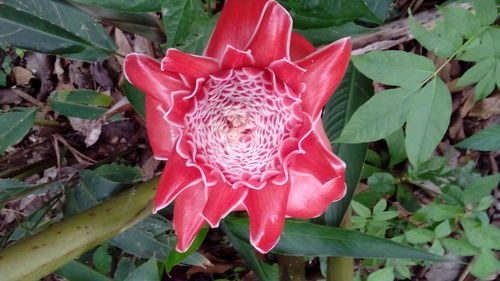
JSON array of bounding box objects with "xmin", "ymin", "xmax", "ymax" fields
[
  {"xmin": 11, "ymin": 88, "xmax": 41, "ymax": 106},
  {"xmin": 352, "ymin": 3, "xmax": 472, "ymax": 55},
  {"xmin": 457, "ymin": 256, "xmax": 477, "ymax": 281}
]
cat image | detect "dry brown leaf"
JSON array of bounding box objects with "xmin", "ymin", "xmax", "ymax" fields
[
  {"xmin": 141, "ymin": 155, "xmax": 161, "ymax": 181},
  {"xmin": 449, "ymin": 112, "xmax": 465, "ymax": 141},
  {"xmin": 68, "ymin": 118, "xmax": 103, "ymax": 147},
  {"xmin": 12, "ymin": 66, "xmax": 34, "ymax": 85},
  {"xmin": 114, "ymin": 28, "xmax": 132, "ymax": 65},
  {"xmin": 468, "ymin": 92, "xmax": 500, "ymax": 119},
  {"xmin": 133, "ymin": 35, "xmax": 155, "ymax": 56},
  {"xmin": 459, "ymin": 88, "xmax": 476, "ymax": 118}
]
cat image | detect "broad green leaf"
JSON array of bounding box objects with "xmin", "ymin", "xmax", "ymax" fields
[
  {"xmin": 110, "ymin": 217, "xmax": 210, "ymax": 267},
  {"xmin": 296, "ymin": 23, "xmax": 372, "ymax": 47},
  {"xmin": 471, "ymin": 249, "xmax": 500, "ymax": 279},
  {"xmin": 0, "ymin": 179, "xmax": 35, "ymax": 204},
  {"xmin": 409, "ymin": 13, "xmax": 462, "ymax": 58},
  {"xmin": 456, "ymin": 125, "xmax": 500, "ymax": 151},
  {"xmin": 92, "ymin": 245, "xmax": 112, "ymax": 275},
  {"xmin": 463, "ymin": 174, "xmax": 500, "ymax": 204},
  {"xmin": 429, "ymin": 239, "xmax": 445, "ymax": 256},
  {"xmin": 405, "ymin": 78, "xmax": 451, "ymax": 168},
  {"xmin": 473, "ymin": 69, "xmax": 496, "ymax": 101},
  {"xmin": 123, "ymin": 80, "xmax": 146, "ymax": 118},
  {"xmin": 438, "ymin": 5, "xmax": 482, "ymax": 39},
  {"xmin": 470, "ymin": 0, "xmax": 497, "ymax": 25},
  {"xmin": 434, "ymin": 220, "xmax": 451, "ymax": 238},
  {"xmin": 224, "ymin": 218, "xmax": 452, "ymax": 262},
  {"xmin": 165, "ymin": 226, "xmax": 208, "ymax": 272},
  {"xmin": 413, "ymin": 203, "xmax": 463, "ymax": 222},
  {"xmin": 396, "ymin": 184, "xmax": 421, "ymax": 212},
  {"xmin": 367, "ymin": 173, "xmax": 394, "ymax": 195},
  {"xmin": 405, "ymin": 228, "xmax": 435, "ymax": 244},
  {"xmin": 93, "ymin": 164, "xmax": 142, "ymax": 184},
  {"xmin": 171, "ymin": 13, "xmax": 219, "ymax": 55},
  {"xmin": 456, "ymin": 58, "xmax": 495, "ymax": 87},
  {"xmin": 441, "ymin": 238, "xmax": 479, "ymax": 256},
  {"xmin": 124, "ymin": 258, "xmax": 159, "ymax": 281},
  {"xmin": 278, "ymin": 0, "xmax": 381, "ymax": 29},
  {"xmin": 222, "ymin": 220, "xmax": 279, "ymax": 281},
  {"xmin": 336, "ymin": 88, "xmax": 413, "ymax": 143},
  {"xmin": 457, "ymin": 27, "xmax": 496, "ymax": 62},
  {"xmin": 162, "ymin": 0, "xmax": 196, "ymax": 48},
  {"xmin": 0, "ymin": 107, "xmax": 37, "ymax": 155},
  {"xmin": 365, "ymin": 0, "xmax": 396, "ymax": 21},
  {"xmin": 114, "ymin": 258, "xmax": 136, "ymax": 281},
  {"xmin": 351, "ymin": 51, "xmax": 435, "ymax": 88},
  {"xmin": 55, "ymin": 261, "xmax": 114, "ymax": 281},
  {"xmin": 49, "ymin": 90, "xmax": 113, "ymax": 120},
  {"xmin": 320, "ymin": 64, "xmax": 373, "ymax": 226},
  {"xmin": 372, "ymin": 199, "xmax": 387, "ymax": 214},
  {"xmin": 74, "ymin": 3, "xmax": 165, "ymax": 43},
  {"xmin": 0, "ymin": 0, "xmax": 117, "ymax": 61},
  {"xmin": 366, "ymin": 149, "xmax": 383, "ymax": 167},
  {"xmin": 71, "ymin": 0, "xmax": 161, "ymax": 12},
  {"xmin": 496, "ymin": 59, "xmax": 500, "ymax": 89},
  {"xmin": 367, "ymin": 267, "xmax": 394, "ymax": 281},
  {"xmin": 384, "ymin": 128, "xmax": 407, "ymax": 169},
  {"xmin": 461, "ymin": 219, "xmax": 500, "ymax": 250}
]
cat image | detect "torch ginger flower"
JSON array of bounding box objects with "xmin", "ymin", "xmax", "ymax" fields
[{"xmin": 124, "ymin": 0, "xmax": 351, "ymax": 254}]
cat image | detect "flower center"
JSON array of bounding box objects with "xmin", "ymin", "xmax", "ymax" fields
[{"xmin": 185, "ymin": 67, "xmax": 301, "ymax": 187}]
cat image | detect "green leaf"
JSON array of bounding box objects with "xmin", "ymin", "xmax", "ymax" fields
[
  {"xmin": 405, "ymin": 78, "xmax": 451, "ymax": 168},
  {"xmin": 365, "ymin": 0, "xmax": 396, "ymax": 21},
  {"xmin": 278, "ymin": 0, "xmax": 381, "ymax": 29},
  {"xmin": 438, "ymin": 5, "xmax": 482, "ymax": 39},
  {"xmin": 367, "ymin": 173, "xmax": 395, "ymax": 195},
  {"xmin": 413, "ymin": 203, "xmax": 463, "ymax": 222},
  {"xmin": 162, "ymin": 0, "xmax": 196, "ymax": 48},
  {"xmin": 114, "ymin": 258, "xmax": 136, "ymax": 281},
  {"xmin": 0, "ymin": 107, "xmax": 37, "ymax": 155},
  {"xmin": 441, "ymin": 238, "xmax": 479, "ymax": 256},
  {"xmin": 351, "ymin": 51, "xmax": 435, "ymax": 88},
  {"xmin": 470, "ymin": 0, "xmax": 498, "ymax": 25},
  {"xmin": 49, "ymin": 90, "xmax": 113, "ymax": 120},
  {"xmin": 456, "ymin": 58, "xmax": 495, "ymax": 87},
  {"xmin": 225, "ymin": 218, "xmax": 452, "ymax": 262},
  {"xmin": 473, "ymin": 69, "xmax": 496, "ymax": 101},
  {"xmin": 123, "ymin": 80, "xmax": 146, "ymax": 118},
  {"xmin": 367, "ymin": 267, "xmax": 394, "ymax": 281},
  {"xmin": 0, "ymin": 0, "xmax": 117, "ymax": 61},
  {"xmin": 55, "ymin": 261, "xmax": 114, "ymax": 281},
  {"xmin": 124, "ymin": 258, "xmax": 159, "ymax": 281},
  {"xmin": 319, "ymin": 63, "xmax": 373, "ymax": 227},
  {"xmin": 372, "ymin": 199, "xmax": 387, "ymax": 214},
  {"xmin": 471, "ymin": 249, "xmax": 500, "ymax": 279},
  {"xmin": 0, "ymin": 69, "xmax": 6, "ymax": 87},
  {"xmin": 458, "ymin": 27, "xmax": 496, "ymax": 62},
  {"xmin": 165, "ymin": 226, "xmax": 208, "ymax": 272},
  {"xmin": 456, "ymin": 125, "xmax": 500, "ymax": 151},
  {"xmin": 429, "ymin": 239, "xmax": 445, "ymax": 256},
  {"xmin": 461, "ymin": 219, "xmax": 500, "ymax": 250},
  {"xmin": 405, "ymin": 228, "xmax": 435, "ymax": 244},
  {"xmin": 296, "ymin": 22, "xmax": 372, "ymax": 47},
  {"xmin": 352, "ymin": 201, "xmax": 371, "ymax": 218},
  {"xmin": 409, "ymin": 13, "xmax": 462, "ymax": 58},
  {"xmin": 71, "ymin": 0, "xmax": 161, "ymax": 12},
  {"xmin": 92, "ymin": 245, "xmax": 112, "ymax": 275},
  {"xmin": 495, "ymin": 59, "xmax": 500, "ymax": 89},
  {"xmin": 463, "ymin": 174, "xmax": 500, "ymax": 204},
  {"xmin": 434, "ymin": 220, "xmax": 451, "ymax": 238},
  {"xmin": 336, "ymin": 88, "xmax": 413, "ymax": 143},
  {"xmin": 384, "ymin": 128, "xmax": 407, "ymax": 169},
  {"xmin": 221, "ymin": 220, "xmax": 279, "ymax": 281},
  {"xmin": 396, "ymin": 184, "xmax": 421, "ymax": 212}
]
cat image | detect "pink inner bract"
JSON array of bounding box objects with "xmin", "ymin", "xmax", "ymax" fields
[{"xmin": 183, "ymin": 67, "xmax": 302, "ymax": 189}]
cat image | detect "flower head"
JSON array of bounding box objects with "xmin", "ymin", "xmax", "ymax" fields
[{"xmin": 124, "ymin": 0, "xmax": 351, "ymax": 254}]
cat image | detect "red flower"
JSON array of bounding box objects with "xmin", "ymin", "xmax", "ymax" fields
[{"xmin": 124, "ymin": 0, "xmax": 350, "ymax": 254}]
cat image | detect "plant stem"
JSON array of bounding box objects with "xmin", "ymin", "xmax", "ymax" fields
[
  {"xmin": 34, "ymin": 118, "xmax": 62, "ymax": 127},
  {"xmin": 327, "ymin": 208, "xmax": 353, "ymax": 281},
  {"xmin": 0, "ymin": 178, "xmax": 159, "ymax": 281},
  {"xmin": 278, "ymin": 255, "xmax": 306, "ymax": 281}
]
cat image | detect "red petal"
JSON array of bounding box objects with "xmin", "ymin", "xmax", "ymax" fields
[
  {"xmin": 202, "ymin": 183, "xmax": 248, "ymax": 227},
  {"xmin": 123, "ymin": 53, "xmax": 187, "ymax": 105},
  {"xmin": 173, "ymin": 184, "xmax": 207, "ymax": 252},
  {"xmin": 145, "ymin": 96, "xmax": 180, "ymax": 159},
  {"xmin": 220, "ymin": 45, "xmax": 255, "ymax": 69},
  {"xmin": 204, "ymin": 0, "xmax": 270, "ymax": 59},
  {"xmin": 296, "ymin": 38, "xmax": 351, "ymax": 118},
  {"xmin": 286, "ymin": 120, "xmax": 346, "ymax": 218},
  {"xmin": 243, "ymin": 181, "xmax": 290, "ymax": 254},
  {"xmin": 161, "ymin": 48, "xmax": 219, "ymax": 79},
  {"xmin": 290, "ymin": 32, "xmax": 316, "ymax": 61},
  {"xmin": 268, "ymin": 59, "xmax": 306, "ymax": 92},
  {"xmin": 246, "ymin": 1, "xmax": 292, "ymax": 67},
  {"xmin": 153, "ymin": 149, "xmax": 203, "ymax": 213}
]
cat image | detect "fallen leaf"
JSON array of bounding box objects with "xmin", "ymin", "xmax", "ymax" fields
[
  {"xmin": 12, "ymin": 66, "xmax": 34, "ymax": 85},
  {"xmin": 468, "ymin": 92, "xmax": 500, "ymax": 119}
]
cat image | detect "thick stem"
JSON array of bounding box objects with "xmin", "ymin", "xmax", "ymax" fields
[
  {"xmin": 0, "ymin": 178, "xmax": 159, "ymax": 281},
  {"xmin": 278, "ymin": 255, "xmax": 306, "ymax": 281},
  {"xmin": 327, "ymin": 208, "xmax": 353, "ymax": 281}
]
